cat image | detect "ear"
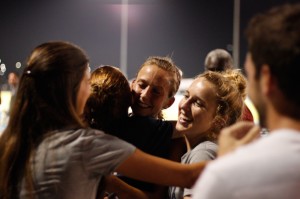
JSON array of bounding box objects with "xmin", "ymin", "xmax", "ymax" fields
[
  {"xmin": 163, "ymin": 96, "xmax": 175, "ymax": 109},
  {"xmin": 130, "ymin": 79, "xmax": 136, "ymax": 90},
  {"xmin": 260, "ymin": 65, "xmax": 276, "ymax": 96}
]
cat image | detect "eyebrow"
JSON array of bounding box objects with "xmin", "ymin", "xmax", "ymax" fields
[
  {"xmin": 137, "ymin": 79, "xmax": 164, "ymax": 89},
  {"xmin": 186, "ymin": 89, "xmax": 208, "ymax": 106}
]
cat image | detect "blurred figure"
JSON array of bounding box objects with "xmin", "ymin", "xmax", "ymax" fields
[
  {"xmin": 193, "ymin": 3, "xmax": 300, "ymax": 199},
  {"xmin": 7, "ymin": 72, "xmax": 19, "ymax": 114},
  {"xmin": 1, "ymin": 72, "xmax": 20, "ymax": 115},
  {"xmin": 204, "ymin": 49, "xmax": 234, "ymax": 72}
]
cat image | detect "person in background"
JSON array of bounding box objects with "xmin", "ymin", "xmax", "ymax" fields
[
  {"xmin": 8, "ymin": 72, "xmax": 19, "ymax": 114},
  {"xmin": 169, "ymin": 70, "xmax": 245, "ymax": 199},
  {"xmin": 204, "ymin": 48, "xmax": 234, "ymax": 72},
  {"xmin": 6, "ymin": 72, "xmax": 19, "ymax": 115},
  {"xmin": 193, "ymin": 3, "xmax": 300, "ymax": 198},
  {"xmin": 0, "ymin": 41, "xmax": 207, "ymax": 199},
  {"xmin": 131, "ymin": 56, "xmax": 182, "ymax": 119}
]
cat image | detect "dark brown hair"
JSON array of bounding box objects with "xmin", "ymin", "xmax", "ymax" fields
[
  {"xmin": 246, "ymin": 3, "xmax": 300, "ymax": 118},
  {"xmin": 0, "ymin": 41, "xmax": 89, "ymax": 198}
]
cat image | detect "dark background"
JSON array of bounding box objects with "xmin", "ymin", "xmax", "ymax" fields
[{"xmin": 0, "ymin": 0, "xmax": 298, "ymax": 83}]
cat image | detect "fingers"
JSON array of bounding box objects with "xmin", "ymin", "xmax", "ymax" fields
[
  {"xmin": 238, "ymin": 125, "xmax": 261, "ymax": 145},
  {"xmin": 217, "ymin": 121, "xmax": 261, "ymax": 157},
  {"xmin": 222, "ymin": 121, "xmax": 256, "ymax": 139}
]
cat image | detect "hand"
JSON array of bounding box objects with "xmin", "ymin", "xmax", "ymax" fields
[{"xmin": 218, "ymin": 121, "xmax": 261, "ymax": 156}]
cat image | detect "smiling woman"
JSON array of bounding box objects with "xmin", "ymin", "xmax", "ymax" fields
[{"xmin": 169, "ymin": 69, "xmax": 246, "ymax": 199}]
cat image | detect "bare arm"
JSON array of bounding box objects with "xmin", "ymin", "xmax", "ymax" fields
[
  {"xmin": 116, "ymin": 149, "xmax": 207, "ymax": 188},
  {"xmin": 103, "ymin": 175, "xmax": 150, "ymax": 199}
]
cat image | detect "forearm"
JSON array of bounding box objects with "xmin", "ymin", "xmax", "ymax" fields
[
  {"xmin": 116, "ymin": 149, "xmax": 207, "ymax": 188},
  {"xmin": 104, "ymin": 175, "xmax": 149, "ymax": 199}
]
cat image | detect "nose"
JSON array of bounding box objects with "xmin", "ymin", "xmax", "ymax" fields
[
  {"xmin": 140, "ymin": 86, "xmax": 151, "ymax": 100},
  {"xmin": 179, "ymin": 97, "xmax": 191, "ymax": 113}
]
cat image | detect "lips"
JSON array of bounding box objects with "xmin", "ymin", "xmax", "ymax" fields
[
  {"xmin": 178, "ymin": 115, "xmax": 192, "ymax": 127},
  {"xmin": 137, "ymin": 101, "xmax": 152, "ymax": 109}
]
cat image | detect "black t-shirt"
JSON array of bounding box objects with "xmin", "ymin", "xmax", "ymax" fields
[{"xmin": 111, "ymin": 115, "xmax": 173, "ymax": 192}]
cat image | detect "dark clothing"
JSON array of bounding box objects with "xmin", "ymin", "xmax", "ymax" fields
[{"xmin": 111, "ymin": 115, "xmax": 174, "ymax": 192}]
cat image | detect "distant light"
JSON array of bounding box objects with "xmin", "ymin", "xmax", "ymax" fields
[
  {"xmin": 0, "ymin": 59, "xmax": 1, "ymax": 63},
  {"xmin": 16, "ymin": 62, "xmax": 22, "ymax": 68},
  {"xmin": 227, "ymin": 44, "xmax": 233, "ymax": 52},
  {"xmin": 0, "ymin": 63, "xmax": 6, "ymax": 72}
]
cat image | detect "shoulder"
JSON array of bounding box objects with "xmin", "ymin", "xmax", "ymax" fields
[
  {"xmin": 194, "ymin": 141, "xmax": 218, "ymax": 151},
  {"xmin": 183, "ymin": 141, "xmax": 218, "ymax": 163},
  {"xmin": 192, "ymin": 141, "xmax": 218, "ymax": 156},
  {"xmin": 47, "ymin": 128, "xmax": 135, "ymax": 152}
]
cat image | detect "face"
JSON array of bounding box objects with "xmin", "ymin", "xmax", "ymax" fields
[
  {"xmin": 76, "ymin": 67, "xmax": 91, "ymax": 115},
  {"xmin": 8, "ymin": 73, "xmax": 19, "ymax": 86},
  {"xmin": 245, "ymin": 53, "xmax": 266, "ymax": 126},
  {"xmin": 131, "ymin": 64, "xmax": 174, "ymax": 118},
  {"xmin": 176, "ymin": 77, "xmax": 218, "ymax": 141}
]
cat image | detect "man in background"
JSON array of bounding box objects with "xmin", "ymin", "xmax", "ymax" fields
[
  {"xmin": 193, "ymin": 3, "xmax": 300, "ymax": 198},
  {"xmin": 204, "ymin": 48, "xmax": 234, "ymax": 72}
]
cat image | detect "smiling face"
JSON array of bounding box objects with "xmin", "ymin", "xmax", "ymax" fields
[
  {"xmin": 76, "ymin": 67, "xmax": 91, "ymax": 115},
  {"xmin": 176, "ymin": 77, "xmax": 218, "ymax": 144},
  {"xmin": 131, "ymin": 64, "xmax": 175, "ymax": 118}
]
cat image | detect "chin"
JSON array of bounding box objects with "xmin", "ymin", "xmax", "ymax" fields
[{"xmin": 176, "ymin": 125, "xmax": 189, "ymax": 133}]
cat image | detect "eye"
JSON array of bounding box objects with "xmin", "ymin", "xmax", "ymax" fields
[
  {"xmin": 152, "ymin": 87, "xmax": 162, "ymax": 95},
  {"xmin": 137, "ymin": 82, "xmax": 147, "ymax": 89},
  {"xmin": 194, "ymin": 100, "xmax": 203, "ymax": 107},
  {"xmin": 183, "ymin": 91, "xmax": 189, "ymax": 99}
]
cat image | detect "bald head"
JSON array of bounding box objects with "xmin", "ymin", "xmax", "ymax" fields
[{"xmin": 204, "ymin": 49, "xmax": 234, "ymax": 72}]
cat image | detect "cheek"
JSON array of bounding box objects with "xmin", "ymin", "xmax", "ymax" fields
[
  {"xmin": 155, "ymin": 96, "xmax": 168, "ymax": 108},
  {"xmin": 193, "ymin": 110, "xmax": 215, "ymax": 130}
]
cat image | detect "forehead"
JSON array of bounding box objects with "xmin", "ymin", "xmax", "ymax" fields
[
  {"xmin": 189, "ymin": 77, "xmax": 216, "ymax": 100},
  {"xmin": 137, "ymin": 64, "xmax": 173, "ymax": 86}
]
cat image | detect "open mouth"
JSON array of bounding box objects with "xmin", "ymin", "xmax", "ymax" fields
[
  {"xmin": 178, "ymin": 115, "xmax": 192, "ymax": 126},
  {"xmin": 137, "ymin": 101, "xmax": 152, "ymax": 109}
]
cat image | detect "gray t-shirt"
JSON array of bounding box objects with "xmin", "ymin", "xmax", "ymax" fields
[
  {"xmin": 20, "ymin": 128, "xmax": 136, "ymax": 199},
  {"xmin": 169, "ymin": 141, "xmax": 217, "ymax": 199}
]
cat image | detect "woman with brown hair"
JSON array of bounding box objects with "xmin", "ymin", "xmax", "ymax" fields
[{"xmin": 169, "ymin": 70, "xmax": 246, "ymax": 199}]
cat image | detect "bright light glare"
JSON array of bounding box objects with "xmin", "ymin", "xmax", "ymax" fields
[
  {"xmin": 0, "ymin": 63, "xmax": 6, "ymax": 72},
  {"xmin": 16, "ymin": 62, "xmax": 22, "ymax": 68}
]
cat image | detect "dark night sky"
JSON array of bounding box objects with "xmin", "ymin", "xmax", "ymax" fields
[{"xmin": 0, "ymin": 0, "xmax": 298, "ymax": 82}]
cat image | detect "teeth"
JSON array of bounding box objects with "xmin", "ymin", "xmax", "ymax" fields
[
  {"xmin": 179, "ymin": 116, "xmax": 190, "ymax": 123},
  {"xmin": 138, "ymin": 102, "xmax": 150, "ymax": 108}
]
